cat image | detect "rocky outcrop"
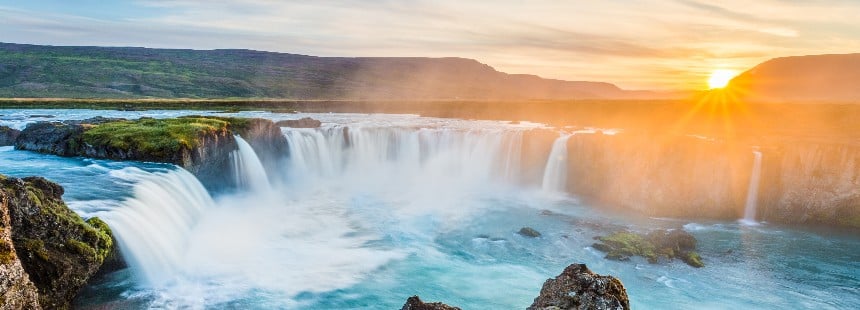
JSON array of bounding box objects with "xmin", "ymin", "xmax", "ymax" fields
[
  {"xmin": 0, "ymin": 126, "xmax": 20, "ymax": 146},
  {"xmin": 592, "ymin": 229, "xmax": 703, "ymax": 268},
  {"xmin": 14, "ymin": 116, "xmax": 288, "ymax": 191},
  {"xmin": 401, "ymin": 296, "xmax": 461, "ymax": 310},
  {"xmin": 518, "ymin": 227, "xmax": 542, "ymax": 238},
  {"xmin": 0, "ymin": 181, "xmax": 41, "ymax": 310},
  {"xmin": 276, "ymin": 117, "xmax": 321, "ymax": 128},
  {"xmin": 528, "ymin": 263, "xmax": 629, "ymax": 310},
  {"xmin": 0, "ymin": 175, "xmax": 114, "ymax": 309}
]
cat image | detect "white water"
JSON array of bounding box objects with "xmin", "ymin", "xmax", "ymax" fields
[
  {"xmin": 541, "ymin": 134, "xmax": 573, "ymax": 193},
  {"xmin": 742, "ymin": 150, "xmax": 763, "ymax": 224},
  {"xmin": 100, "ymin": 168, "xmax": 215, "ymax": 286},
  {"xmin": 231, "ymin": 135, "xmax": 271, "ymax": 192}
]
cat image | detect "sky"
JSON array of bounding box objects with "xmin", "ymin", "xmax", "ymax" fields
[{"xmin": 1, "ymin": 0, "xmax": 859, "ymax": 90}]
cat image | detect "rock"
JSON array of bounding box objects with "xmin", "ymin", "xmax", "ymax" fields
[
  {"xmin": 0, "ymin": 180, "xmax": 41, "ymax": 309},
  {"xmin": 275, "ymin": 117, "xmax": 321, "ymax": 128},
  {"xmin": 0, "ymin": 126, "xmax": 20, "ymax": 146},
  {"xmin": 14, "ymin": 117, "xmax": 288, "ymax": 191},
  {"xmin": 518, "ymin": 227, "xmax": 542, "ymax": 238},
  {"xmin": 401, "ymin": 296, "xmax": 461, "ymax": 310},
  {"xmin": 528, "ymin": 263, "xmax": 629, "ymax": 310},
  {"xmin": 592, "ymin": 229, "xmax": 704, "ymax": 267},
  {"xmin": 0, "ymin": 175, "xmax": 114, "ymax": 308}
]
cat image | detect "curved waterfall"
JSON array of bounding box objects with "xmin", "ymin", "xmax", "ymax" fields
[
  {"xmin": 542, "ymin": 134, "xmax": 573, "ymax": 193},
  {"xmin": 231, "ymin": 135, "xmax": 271, "ymax": 192},
  {"xmin": 100, "ymin": 168, "xmax": 215, "ymax": 286}
]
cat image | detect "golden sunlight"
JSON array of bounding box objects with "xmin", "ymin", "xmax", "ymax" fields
[{"xmin": 707, "ymin": 69, "xmax": 737, "ymax": 89}]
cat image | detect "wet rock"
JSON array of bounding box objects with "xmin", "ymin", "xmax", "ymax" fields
[
  {"xmin": 518, "ymin": 227, "xmax": 542, "ymax": 238},
  {"xmin": 276, "ymin": 117, "xmax": 321, "ymax": 128},
  {"xmin": 0, "ymin": 126, "xmax": 20, "ymax": 146},
  {"xmin": 592, "ymin": 229, "xmax": 704, "ymax": 267},
  {"xmin": 528, "ymin": 263, "xmax": 629, "ymax": 310},
  {"xmin": 401, "ymin": 296, "xmax": 461, "ymax": 310},
  {"xmin": 0, "ymin": 175, "xmax": 114, "ymax": 308}
]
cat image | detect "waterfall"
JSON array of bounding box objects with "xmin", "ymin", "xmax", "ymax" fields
[
  {"xmin": 742, "ymin": 150, "xmax": 763, "ymax": 224},
  {"xmin": 231, "ymin": 135, "xmax": 271, "ymax": 192},
  {"xmin": 542, "ymin": 134, "xmax": 573, "ymax": 193},
  {"xmin": 100, "ymin": 168, "xmax": 215, "ymax": 286},
  {"xmin": 281, "ymin": 126, "xmax": 524, "ymax": 186}
]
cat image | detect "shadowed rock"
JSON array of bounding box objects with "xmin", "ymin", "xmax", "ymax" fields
[
  {"xmin": 401, "ymin": 296, "xmax": 461, "ymax": 310},
  {"xmin": 528, "ymin": 263, "xmax": 629, "ymax": 310},
  {"xmin": 518, "ymin": 227, "xmax": 542, "ymax": 238},
  {"xmin": 0, "ymin": 126, "xmax": 20, "ymax": 146}
]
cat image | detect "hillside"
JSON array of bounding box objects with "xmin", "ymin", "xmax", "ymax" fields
[
  {"xmin": 0, "ymin": 43, "xmax": 651, "ymax": 100},
  {"xmin": 728, "ymin": 53, "xmax": 860, "ymax": 102}
]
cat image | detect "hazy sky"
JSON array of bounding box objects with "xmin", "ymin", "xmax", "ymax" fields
[{"xmin": 1, "ymin": 0, "xmax": 859, "ymax": 90}]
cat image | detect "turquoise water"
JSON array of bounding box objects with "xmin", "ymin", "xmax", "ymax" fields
[{"xmin": 1, "ymin": 109, "xmax": 858, "ymax": 309}]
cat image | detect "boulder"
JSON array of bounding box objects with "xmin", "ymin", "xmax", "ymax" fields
[
  {"xmin": 0, "ymin": 175, "xmax": 114, "ymax": 309},
  {"xmin": 518, "ymin": 227, "xmax": 542, "ymax": 238},
  {"xmin": 401, "ymin": 296, "xmax": 461, "ymax": 310},
  {"xmin": 528, "ymin": 263, "xmax": 629, "ymax": 310},
  {"xmin": 0, "ymin": 181, "xmax": 41, "ymax": 309},
  {"xmin": 592, "ymin": 229, "xmax": 704, "ymax": 267},
  {"xmin": 276, "ymin": 117, "xmax": 321, "ymax": 128},
  {"xmin": 0, "ymin": 126, "xmax": 20, "ymax": 146}
]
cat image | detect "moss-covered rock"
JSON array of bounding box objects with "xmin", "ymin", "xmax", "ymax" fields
[
  {"xmin": 0, "ymin": 183, "xmax": 41, "ymax": 309},
  {"xmin": 15, "ymin": 116, "xmax": 288, "ymax": 190},
  {"xmin": 0, "ymin": 176, "xmax": 114, "ymax": 309},
  {"xmin": 593, "ymin": 229, "xmax": 704, "ymax": 268},
  {"xmin": 528, "ymin": 263, "xmax": 630, "ymax": 310}
]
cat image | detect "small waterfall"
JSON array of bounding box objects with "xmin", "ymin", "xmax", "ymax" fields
[
  {"xmin": 542, "ymin": 134, "xmax": 573, "ymax": 193},
  {"xmin": 742, "ymin": 150, "xmax": 763, "ymax": 224},
  {"xmin": 231, "ymin": 135, "xmax": 271, "ymax": 192},
  {"xmin": 100, "ymin": 168, "xmax": 215, "ymax": 286}
]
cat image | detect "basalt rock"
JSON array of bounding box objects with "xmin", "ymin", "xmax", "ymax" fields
[
  {"xmin": 276, "ymin": 117, "xmax": 322, "ymax": 128},
  {"xmin": 0, "ymin": 126, "xmax": 20, "ymax": 146},
  {"xmin": 0, "ymin": 175, "xmax": 114, "ymax": 309},
  {"xmin": 518, "ymin": 227, "xmax": 542, "ymax": 238},
  {"xmin": 401, "ymin": 296, "xmax": 462, "ymax": 310},
  {"xmin": 528, "ymin": 263, "xmax": 629, "ymax": 310}
]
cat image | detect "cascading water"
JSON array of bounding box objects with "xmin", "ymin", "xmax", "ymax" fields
[
  {"xmin": 541, "ymin": 134, "xmax": 573, "ymax": 193},
  {"xmin": 742, "ymin": 150, "xmax": 763, "ymax": 224},
  {"xmin": 99, "ymin": 168, "xmax": 215, "ymax": 286},
  {"xmin": 231, "ymin": 135, "xmax": 271, "ymax": 192}
]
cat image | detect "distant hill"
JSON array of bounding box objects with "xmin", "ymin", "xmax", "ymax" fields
[
  {"xmin": 0, "ymin": 42, "xmax": 656, "ymax": 100},
  {"xmin": 728, "ymin": 53, "xmax": 860, "ymax": 102}
]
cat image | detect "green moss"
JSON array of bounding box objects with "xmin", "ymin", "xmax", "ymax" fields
[
  {"xmin": 65, "ymin": 239, "xmax": 97, "ymax": 261},
  {"xmin": 0, "ymin": 239, "xmax": 14, "ymax": 264},
  {"xmin": 81, "ymin": 117, "xmax": 230, "ymax": 158},
  {"xmin": 84, "ymin": 217, "xmax": 113, "ymax": 263},
  {"xmin": 599, "ymin": 232, "xmax": 657, "ymax": 261},
  {"xmin": 22, "ymin": 239, "xmax": 50, "ymax": 261},
  {"xmin": 681, "ymin": 251, "xmax": 705, "ymax": 268}
]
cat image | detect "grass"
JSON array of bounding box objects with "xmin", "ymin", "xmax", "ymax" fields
[{"xmin": 81, "ymin": 117, "xmax": 230, "ymax": 157}]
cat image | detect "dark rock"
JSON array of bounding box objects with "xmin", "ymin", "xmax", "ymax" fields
[
  {"xmin": 231, "ymin": 118, "xmax": 290, "ymax": 175},
  {"xmin": 518, "ymin": 227, "xmax": 542, "ymax": 238},
  {"xmin": 0, "ymin": 175, "xmax": 114, "ymax": 308},
  {"xmin": 0, "ymin": 126, "xmax": 20, "ymax": 146},
  {"xmin": 275, "ymin": 117, "xmax": 321, "ymax": 128},
  {"xmin": 593, "ymin": 229, "xmax": 704, "ymax": 267},
  {"xmin": 401, "ymin": 296, "xmax": 461, "ymax": 310},
  {"xmin": 27, "ymin": 115, "xmax": 54, "ymax": 119},
  {"xmin": 528, "ymin": 263, "xmax": 629, "ymax": 310}
]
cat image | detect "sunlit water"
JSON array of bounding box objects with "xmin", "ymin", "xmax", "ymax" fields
[{"xmin": 0, "ymin": 109, "xmax": 857, "ymax": 309}]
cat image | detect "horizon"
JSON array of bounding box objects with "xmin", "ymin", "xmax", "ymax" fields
[{"xmin": 2, "ymin": 1, "xmax": 860, "ymax": 91}]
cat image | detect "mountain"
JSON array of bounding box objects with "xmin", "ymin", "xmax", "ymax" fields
[
  {"xmin": 0, "ymin": 43, "xmax": 652, "ymax": 100},
  {"xmin": 728, "ymin": 53, "xmax": 860, "ymax": 102}
]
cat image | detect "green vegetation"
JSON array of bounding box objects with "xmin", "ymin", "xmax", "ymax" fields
[
  {"xmin": 82, "ymin": 117, "xmax": 230, "ymax": 157},
  {"xmin": 84, "ymin": 217, "xmax": 113, "ymax": 263},
  {"xmin": 598, "ymin": 232, "xmax": 658, "ymax": 263}
]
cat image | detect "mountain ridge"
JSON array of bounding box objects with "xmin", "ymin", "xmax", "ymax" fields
[{"xmin": 0, "ymin": 42, "xmax": 657, "ymax": 100}]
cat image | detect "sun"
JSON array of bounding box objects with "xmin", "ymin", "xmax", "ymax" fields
[{"xmin": 707, "ymin": 69, "xmax": 737, "ymax": 89}]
